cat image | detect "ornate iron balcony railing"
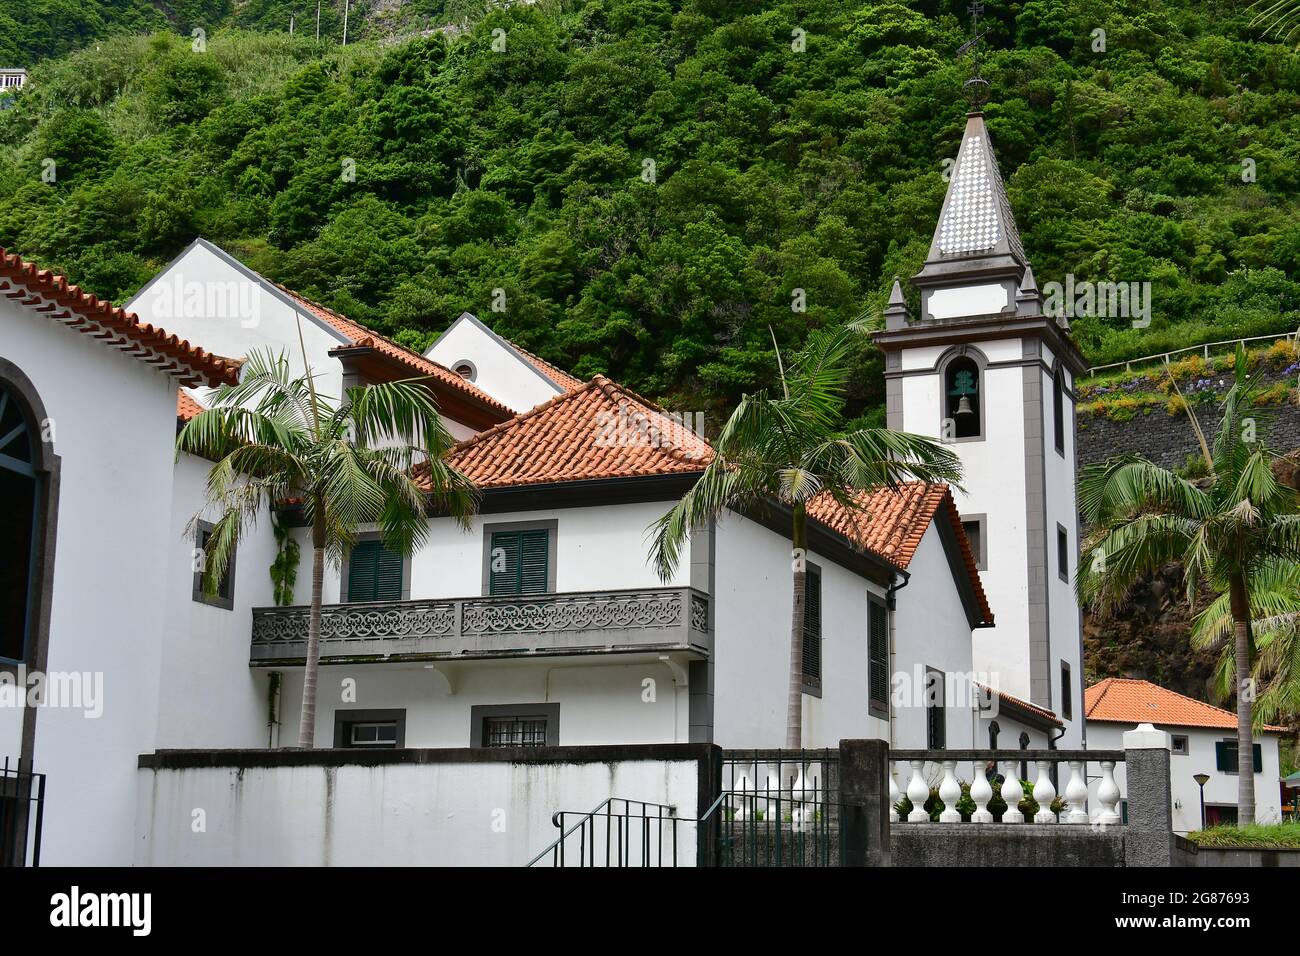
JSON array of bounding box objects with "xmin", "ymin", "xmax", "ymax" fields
[{"xmin": 250, "ymin": 587, "xmax": 710, "ymax": 665}]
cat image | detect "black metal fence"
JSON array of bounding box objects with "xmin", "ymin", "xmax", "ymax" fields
[
  {"xmin": 0, "ymin": 757, "xmax": 45, "ymax": 867},
  {"xmin": 525, "ymin": 798, "xmax": 689, "ymax": 867}
]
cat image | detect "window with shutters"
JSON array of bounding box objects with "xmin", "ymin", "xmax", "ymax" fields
[
  {"xmin": 345, "ymin": 539, "xmax": 405, "ymax": 602},
  {"xmin": 1216, "ymin": 739, "xmax": 1263, "ymax": 774},
  {"xmin": 868, "ymin": 598, "xmax": 888, "ymax": 718},
  {"xmin": 488, "ymin": 528, "xmax": 551, "ymax": 596},
  {"xmin": 801, "ymin": 564, "xmax": 822, "ymax": 694}
]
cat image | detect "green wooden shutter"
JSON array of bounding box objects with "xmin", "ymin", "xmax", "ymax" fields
[
  {"xmin": 348, "ymin": 540, "xmax": 402, "ymax": 602},
  {"xmin": 489, "ymin": 529, "xmax": 550, "ymax": 596},
  {"xmin": 868, "ymin": 600, "xmax": 888, "ymax": 710},
  {"xmin": 1215, "ymin": 741, "xmax": 1261, "ymax": 773},
  {"xmin": 802, "ymin": 569, "xmax": 821, "ymax": 685}
]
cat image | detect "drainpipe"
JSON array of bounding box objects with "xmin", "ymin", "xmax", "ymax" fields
[{"xmin": 885, "ymin": 569, "xmax": 911, "ymax": 748}]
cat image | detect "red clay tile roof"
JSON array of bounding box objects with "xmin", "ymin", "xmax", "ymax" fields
[
  {"xmin": 177, "ymin": 389, "xmax": 204, "ymax": 421},
  {"xmin": 515, "ymin": 344, "xmax": 583, "ymax": 392},
  {"xmin": 273, "ymin": 284, "xmax": 512, "ymax": 418},
  {"xmin": 437, "ymin": 375, "xmax": 712, "ymax": 489},
  {"xmin": 977, "ymin": 683, "xmax": 1062, "ymax": 727},
  {"xmin": 807, "ymin": 483, "xmax": 993, "ymax": 624},
  {"xmin": 1085, "ymin": 678, "xmax": 1286, "ymax": 733},
  {"xmin": 1, "ymin": 248, "xmax": 241, "ymax": 388}
]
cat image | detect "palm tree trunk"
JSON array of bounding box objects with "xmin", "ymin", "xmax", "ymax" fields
[
  {"xmin": 297, "ymin": 514, "xmax": 326, "ymax": 748},
  {"xmin": 1230, "ymin": 575, "xmax": 1254, "ymax": 825},
  {"xmin": 786, "ymin": 506, "xmax": 807, "ymax": 750}
]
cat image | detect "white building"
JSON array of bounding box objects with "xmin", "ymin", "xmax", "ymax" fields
[
  {"xmin": 872, "ymin": 110, "xmax": 1087, "ymax": 746},
  {"xmin": 1086, "ymin": 678, "xmax": 1284, "ymax": 832},
  {"xmin": 0, "ymin": 69, "xmax": 26, "ymax": 91}
]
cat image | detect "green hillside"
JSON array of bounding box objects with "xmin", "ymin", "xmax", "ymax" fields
[{"xmin": 1, "ymin": 0, "xmax": 1298, "ymax": 415}]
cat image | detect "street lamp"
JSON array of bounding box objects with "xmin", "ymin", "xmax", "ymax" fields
[{"xmin": 1193, "ymin": 773, "xmax": 1211, "ymax": 830}]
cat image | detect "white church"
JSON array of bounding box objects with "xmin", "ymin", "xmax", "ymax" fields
[{"xmin": 0, "ymin": 109, "xmax": 1086, "ymax": 866}]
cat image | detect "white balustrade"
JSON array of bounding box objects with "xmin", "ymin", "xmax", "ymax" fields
[
  {"xmin": 1000, "ymin": 760, "xmax": 1023, "ymax": 823},
  {"xmin": 938, "ymin": 760, "xmax": 962, "ymax": 823},
  {"xmin": 1032, "ymin": 760, "xmax": 1057, "ymax": 823},
  {"xmin": 1063, "ymin": 760, "xmax": 1089, "ymax": 824},
  {"xmin": 969, "ymin": 761, "xmax": 994, "ymax": 823},
  {"xmin": 1095, "ymin": 760, "xmax": 1123, "ymax": 825},
  {"xmin": 906, "ymin": 759, "xmax": 929, "ymax": 822},
  {"xmin": 888, "ymin": 765, "xmax": 900, "ymax": 823},
  {"xmin": 733, "ymin": 772, "xmax": 752, "ymax": 822}
]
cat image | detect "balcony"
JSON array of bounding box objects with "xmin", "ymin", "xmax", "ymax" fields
[{"xmin": 250, "ymin": 587, "xmax": 710, "ymax": 665}]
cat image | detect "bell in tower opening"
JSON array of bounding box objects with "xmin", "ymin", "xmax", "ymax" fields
[{"xmin": 945, "ymin": 356, "xmax": 981, "ymax": 439}]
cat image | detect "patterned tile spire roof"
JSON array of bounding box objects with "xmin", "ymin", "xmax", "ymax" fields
[{"xmin": 929, "ymin": 112, "xmax": 1025, "ymax": 266}]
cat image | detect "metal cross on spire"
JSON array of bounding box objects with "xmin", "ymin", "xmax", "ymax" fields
[{"xmin": 957, "ymin": 0, "xmax": 991, "ymax": 109}]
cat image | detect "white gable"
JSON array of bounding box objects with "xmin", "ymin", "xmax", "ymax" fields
[{"xmin": 425, "ymin": 312, "xmax": 563, "ymax": 414}]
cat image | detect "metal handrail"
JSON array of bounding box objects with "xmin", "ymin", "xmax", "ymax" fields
[
  {"xmin": 1085, "ymin": 329, "xmax": 1299, "ymax": 378},
  {"xmin": 524, "ymin": 797, "xmax": 679, "ymax": 868}
]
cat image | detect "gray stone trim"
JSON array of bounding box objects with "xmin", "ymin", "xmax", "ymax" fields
[
  {"xmin": 332, "ymin": 708, "xmax": 407, "ymax": 748},
  {"xmin": 0, "ymin": 358, "xmax": 61, "ymax": 776},
  {"xmin": 480, "ymin": 519, "xmax": 559, "ymax": 595},
  {"xmin": 1056, "ymin": 523, "xmax": 1070, "ymax": 583},
  {"xmin": 469, "ymin": 702, "xmax": 561, "ymax": 748},
  {"xmin": 885, "ymin": 376, "xmax": 903, "ymax": 431},
  {"xmin": 871, "ymin": 312, "xmax": 1088, "ymax": 376},
  {"xmin": 447, "ymin": 358, "xmax": 478, "ymax": 382},
  {"xmin": 688, "ymin": 519, "xmax": 715, "ymax": 743},
  {"xmin": 192, "ymin": 519, "xmax": 237, "ymax": 611},
  {"xmin": 1022, "ymin": 343, "xmax": 1051, "ymax": 708},
  {"xmin": 884, "ymin": 357, "xmax": 1080, "ymax": 398},
  {"xmin": 959, "ymin": 512, "xmax": 987, "ymax": 570},
  {"xmin": 936, "ymin": 344, "xmax": 988, "ymax": 444},
  {"xmin": 340, "ymin": 532, "xmax": 412, "ymax": 603}
]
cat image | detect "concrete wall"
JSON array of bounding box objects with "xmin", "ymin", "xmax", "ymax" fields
[
  {"xmin": 1, "ymin": 295, "xmax": 180, "ymax": 865},
  {"xmin": 1087, "ymin": 721, "xmax": 1282, "ymax": 833},
  {"xmin": 134, "ymin": 745, "xmax": 713, "ymax": 866},
  {"xmin": 892, "ymin": 823, "xmax": 1126, "ymax": 867}
]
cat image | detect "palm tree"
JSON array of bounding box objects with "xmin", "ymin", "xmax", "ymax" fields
[
  {"xmin": 1078, "ymin": 346, "xmax": 1300, "ymax": 823},
  {"xmin": 178, "ymin": 349, "xmax": 477, "ymax": 747},
  {"xmin": 1192, "ymin": 559, "xmax": 1300, "ymax": 729},
  {"xmin": 649, "ymin": 325, "xmax": 964, "ymax": 748}
]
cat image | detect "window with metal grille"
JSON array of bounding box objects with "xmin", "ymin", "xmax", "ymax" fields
[
  {"xmin": 347, "ymin": 539, "xmax": 403, "ymax": 602},
  {"xmin": 484, "ymin": 716, "xmax": 549, "ymax": 748},
  {"xmin": 489, "ymin": 529, "xmax": 550, "ymax": 596},
  {"xmin": 926, "ymin": 667, "xmax": 946, "ymax": 749},
  {"xmin": 802, "ymin": 566, "xmax": 822, "ymax": 691},
  {"xmin": 868, "ymin": 598, "xmax": 888, "ymax": 717}
]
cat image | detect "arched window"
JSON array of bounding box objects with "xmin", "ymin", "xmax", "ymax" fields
[
  {"xmin": 943, "ymin": 354, "xmax": 982, "ymax": 440},
  {"xmin": 988, "ymin": 720, "xmax": 1000, "ymax": 750},
  {"xmin": 0, "ymin": 381, "xmax": 38, "ymax": 663}
]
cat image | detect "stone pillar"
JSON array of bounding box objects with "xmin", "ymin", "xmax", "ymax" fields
[
  {"xmin": 1124, "ymin": 722, "xmax": 1174, "ymax": 867},
  {"xmin": 839, "ymin": 739, "xmax": 891, "ymax": 867}
]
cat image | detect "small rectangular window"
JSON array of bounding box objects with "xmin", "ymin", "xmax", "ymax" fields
[
  {"xmin": 1060, "ymin": 661, "xmax": 1073, "ymax": 720},
  {"xmin": 1053, "ymin": 366, "xmax": 1066, "ymax": 456},
  {"xmin": 346, "ymin": 539, "xmax": 404, "ymax": 603},
  {"xmin": 961, "ymin": 517, "xmax": 986, "ymax": 571},
  {"xmin": 471, "ymin": 703, "xmax": 560, "ymax": 748},
  {"xmin": 802, "ymin": 565, "xmax": 822, "ymax": 693},
  {"xmin": 192, "ymin": 521, "xmax": 235, "ymax": 610},
  {"xmin": 333, "ymin": 709, "xmax": 406, "ymax": 749},
  {"xmin": 1171, "ymin": 734, "xmax": 1189, "ymax": 756},
  {"xmin": 1057, "ymin": 525, "xmax": 1069, "ymax": 583},
  {"xmin": 484, "ymin": 716, "xmax": 549, "ymax": 748},
  {"xmin": 926, "ymin": 667, "xmax": 946, "ymax": 749},
  {"xmin": 1216, "ymin": 739, "xmax": 1263, "ymax": 774},
  {"xmin": 868, "ymin": 599, "xmax": 888, "ymax": 718}
]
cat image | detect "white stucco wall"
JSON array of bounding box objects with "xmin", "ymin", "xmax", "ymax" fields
[
  {"xmin": 425, "ymin": 313, "xmax": 562, "ymax": 413},
  {"xmin": 1086, "ymin": 722, "xmax": 1283, "ymax": 833},
  {"xmin": 1, "ymin": 297, "xmax": 181, "ymax": 865},
  {"xmin": 153, "ymin": 452, "xmax": 278, "ymax": 749},
  {"xmin": 135, "ymin": 753, "xmax": 704, "ymax": 866},
  {"xmin": 898, "ymin": 338, "xmax": 1032, "ymax": 699}
]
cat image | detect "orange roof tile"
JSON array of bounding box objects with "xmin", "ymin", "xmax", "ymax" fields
[
  {"xmin": 1085, "ymin": 678, "xmax": 1286, "ymax": 733},
  {"xmin": 438, "ymin": 375, "xmax": 712, "ymax": 489},
  {"xmin": 977, "ymin": 683, "xmax": 1062, "ymax": 727},
  {"xmin": 807, "ymin": 483, "xmax": 993, "ymax": 624},
  {"xmin": 2, "ymin": 248, "xmax": 240, "ymax": 388},
  {"xmin": 273, "ymin": 284, "xmax": 512, "ymax": 418},
  {"xmin": 515, "ymin": 344, "xmax": 583, "ymax": 392},
  {"xmin": 177, "ymin": 389, "xmax": 204, "ymax": 421}
]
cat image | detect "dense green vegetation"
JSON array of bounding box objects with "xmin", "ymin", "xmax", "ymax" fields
[
  {"xmin": 1, "ymin": 0, "xmax": 1298, "ymax": 416},
  {"xmin": 1185, "ymin": 821, "xmax": 1300, "ymax": 846}
]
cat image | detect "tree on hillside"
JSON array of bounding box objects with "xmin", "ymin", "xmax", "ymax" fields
[
  {"xmin": 649, "ymin": 324, "xmax": 963, "ymax": 749},
  {"xmin": 1079, "ymin": 345, "xmax": 1300, "ymax": 823}
]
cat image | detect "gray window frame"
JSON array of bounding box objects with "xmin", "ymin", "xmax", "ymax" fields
[
  {"xmin": 801, "ymin": 560, "xmax": 823, "ymax": 698},
  {"xmin": 341, "ymin": 532, "xmax": 411, "ymax": 603},
  {"xmin": 482, "ymin": 519, "xmax": 558, "ymax": 596},
  {"xmin": 1171, "ymin": 734, "xmax": 1189, "ymax": 756},
  {"xmin": 867, "ymin": 594, "xmax": 889, "ymax": 719},
  {"xmin": 1052, "ymin": 362, "xmax": 1067, "ymax": 457},
  {"xmin": 192, "ymin": 519, "xmax": 236, "ymax": 611},
  {"xmin": 333, "ymin": 708, "xmax": 407, "ymax": 748},
  {"xmin": 937, "ymin": 346, "xmax": 988, "ymax": 444},
  {"xmin": 470, "ymin": 702, "xmax": 561, "ymax": 748},
  {"xmin": 925, "ymin": 666, "xmax": 946, "ymax": 750},
  {"xmin": 960, "ymin": 513, "xmax": 987, "ymax": 571},
  {"xmin": 451, "ymin": 359, "xmax": 478, "ymax": 382},
  {"xmin": 1057, "ymin": 524, "xmax": 1070, "ymax": 584},
  {"xmin": 1060, "ymin": 660, "xmax": 1073, "ymax": 720}
]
